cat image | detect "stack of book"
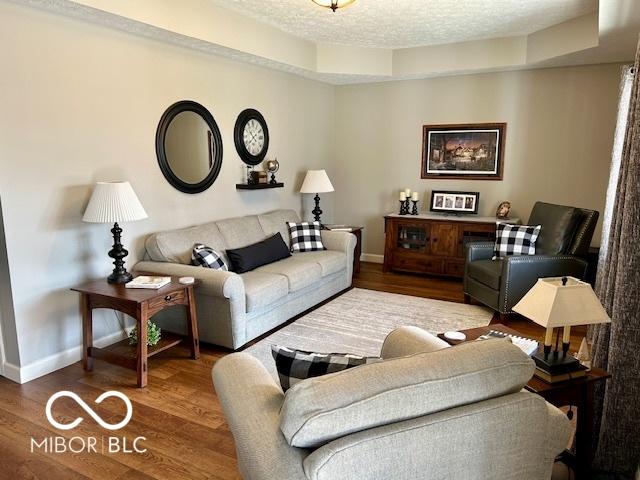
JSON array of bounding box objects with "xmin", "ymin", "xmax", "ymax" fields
[
  {"xmin": 125, "ymin": 276, "xmax": 171, "ymax": 289},
  {"xmin": 533, "ymin": 355, "xmax": 588, "ymax": 383}
]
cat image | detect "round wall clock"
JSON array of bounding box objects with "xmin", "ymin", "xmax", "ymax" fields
[{"xmin": 234, "ymin": 108, "xmax": 269, "ymax": 166}]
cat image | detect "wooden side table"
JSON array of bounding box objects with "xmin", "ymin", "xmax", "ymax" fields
[
  {"xmin": 438, "ymin": 324, "xmax": 610, "ymax": 479},
  {"xmin": 71, "ymin": 277, "xmax": 200, "ymax": 388},
  {"xmin": 325, "ymin": 225, "xmax": 363, "ymax": 275}
]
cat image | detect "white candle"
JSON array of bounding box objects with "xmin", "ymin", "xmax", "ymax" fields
[
  {"xmin": 404, "ymin": 188, "xmax": 411, "ymax": 197},
  {"xmin": 412, "ymin": 192, "xmax": 419, "ymax": 201},
  {"xmin": 399, "ymin": 191, "xmax": 406, "ymax": 201},
  {"xmin": 562, "ymin": 326, "xmax": 571, "ymax": 344}
]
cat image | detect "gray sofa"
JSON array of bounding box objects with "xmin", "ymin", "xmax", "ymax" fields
[
  {"xmin": 213, "ymin": 326, "xmax": 571, "ymax": 480},
  {"xmin": 135, "ymin": 209, "xmax": 356, "ymax": 349}
]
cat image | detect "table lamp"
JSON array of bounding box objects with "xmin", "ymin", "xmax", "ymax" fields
[
  {"xmin": 300, "ymin": 170, "xmax": 334, "ymax": 225},
  {"xmin": 83, "ymin": 182, "xmax": 148, "ymax": 284},
  {"xmin": 513, "ymin": 276, "xmax": 610, "ymax": 374}
]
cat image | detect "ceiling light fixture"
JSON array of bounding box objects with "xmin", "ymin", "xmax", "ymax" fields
[{"xmin": 311, "ymin": 0, "xmax": 356, "ymax": 12}]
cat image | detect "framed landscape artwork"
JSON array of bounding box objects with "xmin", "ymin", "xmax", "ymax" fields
[
  {"xmin": 430, "ymin": 190, "xmax": 480, "ymax": 215},
  {"xmin": 421, "ymin": 123, "xmax": 506, "ymax": 180}
]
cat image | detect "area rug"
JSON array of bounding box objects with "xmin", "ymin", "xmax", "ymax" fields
[{"xmin": 245, "ymin": 288, "xmax": 493, "ymax": 380}]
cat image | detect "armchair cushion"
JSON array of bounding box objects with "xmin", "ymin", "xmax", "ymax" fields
[
  {"xmin": 528, "ymin": 202, "xmax": 579, "ymax": 255},
  {"xmin": 467, "ymin": 259, "xmax": 503, "ymax": 290},
  {"xmin": 279, "ymin": 339, "xmax": 534, "ymax": 448}
]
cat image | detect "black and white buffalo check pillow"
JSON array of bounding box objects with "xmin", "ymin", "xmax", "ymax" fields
[
  {"xmin": 191, "ymin": 243, "xmax": 228, "ymax": 271},
  {"xmin": 287, "ymin": 221, "xmax": 325, "ymax": 252},
  {"xmin": 493, "ymin": 223, "xmax": 542, "ymax": 259},
  {"xmin": 271, "ymin": 345, "xmax": 381, "ymax": 392}
]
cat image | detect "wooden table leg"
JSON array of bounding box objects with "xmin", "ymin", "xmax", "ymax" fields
[
  {"xmin": 574, "ymin": 383, "xmax": 595, "ymax": 479},
  {"xmin": 81, "ymin": 293, "xmax": 93, "ymax": 371},
  {"xmin": 136, "ymin": 303, "xmax": 148, "ymax": 388},
  {"xmin": 185, "ymin": 286, "xmax": 200, "ymax": 360}
]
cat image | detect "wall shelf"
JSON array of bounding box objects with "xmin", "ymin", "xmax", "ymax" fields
[{"xmin": 235, "ymin": 183, "xmax": 284, "ymax": 190}]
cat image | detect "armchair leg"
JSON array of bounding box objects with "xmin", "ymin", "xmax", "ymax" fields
[
  {"xmin": 490, "ymin": 312, "xmax": 511, "ymax": 325},
  {"xmin": 463, "ymin": 294, "xmax": 471, "ymax": 304}
]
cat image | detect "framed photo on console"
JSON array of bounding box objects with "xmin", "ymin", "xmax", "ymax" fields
[
  {"xmin": 421, "ymin": 123, "xmax": 506, "ymax": 180},
  {"xmin": 430, "ymin": 190, "xmax": 479, "ymax": 214}
]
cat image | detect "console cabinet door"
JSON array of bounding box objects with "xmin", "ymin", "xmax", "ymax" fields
[{"xmin": 430, "ymin": 223, "xmax": 459, "ymax": 257}]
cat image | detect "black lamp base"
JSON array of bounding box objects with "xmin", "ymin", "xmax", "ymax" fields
[
  {"xmin": 107, "ymin": 222, "xmax": 133, "ymax": 284},
  {"xmin": 532, "ymin": 346, "xmax": 581, "ymax": 375},
  {"xmin": 312, "ymin": 193, "xmax": 323, "ymax": 225}
]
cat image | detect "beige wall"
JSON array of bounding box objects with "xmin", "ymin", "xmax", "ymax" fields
[
  {"xmin": 333, "ymin": 64, "xmax": 622, "ymax": 256},
  {"xmin": 0, "ymin": 2, "xmax": 335, "ymax": 369},
  {"xmin": 0, "ymin": 1, "xmax": 622, "ymax": 378}
]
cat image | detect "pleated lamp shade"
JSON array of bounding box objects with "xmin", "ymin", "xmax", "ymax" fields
[
  {"xmin": 83, "ymin": 182, "xmax": 148, "ymax": 223},
  {"xmin": 300, "ymin": 170, "xmax": 334, "ymax": 194}
]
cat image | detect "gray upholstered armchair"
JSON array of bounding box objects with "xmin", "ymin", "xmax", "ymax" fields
[{"xmin": 464, "ymin": 202, "xmax": 599, "ymax": 319}]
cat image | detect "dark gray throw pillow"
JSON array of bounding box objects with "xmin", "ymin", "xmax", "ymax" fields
[{"xmin": 226, "ymin": 232, "xmax": 291, "ymax": 273}]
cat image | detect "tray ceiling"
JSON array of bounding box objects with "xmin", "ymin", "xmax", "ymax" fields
[{"xmin": 209, "ymin": 0, "xmax": 597, "ymax": 49}]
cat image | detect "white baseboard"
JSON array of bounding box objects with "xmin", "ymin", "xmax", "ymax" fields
[
  {"xmin": 3, "ymin": 330, "xmax": 128, "ymax": 384},
  {"xmin": 361, "ymin": 253, "xmax": 384, "ymax": 264}
]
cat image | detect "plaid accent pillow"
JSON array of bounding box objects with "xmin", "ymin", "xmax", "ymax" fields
[
  {"xmin": 287, "ymin": 221, "xmax": 325, "ymax": 252},
  {"xmin": 271, "ymin": 345, "xmax": 381, "ymax": 392},
  {"xmin": 493, "ymin": 223, "xmax": 542, "ymax": 259},
  {"xmin": 191, "ymin": 243, "xmax": 228, "ymax": 270}
]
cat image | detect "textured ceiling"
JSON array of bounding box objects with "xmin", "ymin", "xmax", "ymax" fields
[{"xmin": 209, "ymin": 0, "xmax": 598, "ymax": 49}]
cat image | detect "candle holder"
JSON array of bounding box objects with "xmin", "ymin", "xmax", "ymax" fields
[
  {"xmin": 404, "ymin": 198, "xmax": 411, "ymax": 215},
  {"xmin": 399, "ymin": 200, "xmax": 407, "ymax": 215},
  {"xmin": 411, "ymin": 200, "xmax": 419, "ymax": 215}
]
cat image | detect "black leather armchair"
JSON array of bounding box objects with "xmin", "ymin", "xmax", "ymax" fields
[{"xmin": 464, "ymin": 202, "xmax": 599, "ymax": 318}]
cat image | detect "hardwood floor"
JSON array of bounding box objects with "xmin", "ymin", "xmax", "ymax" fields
[{"xmin": 0, "ymin": 262, "xmax": 586, "ymax": 479}]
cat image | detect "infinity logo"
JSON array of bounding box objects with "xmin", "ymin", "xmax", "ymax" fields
[{"xmin": 45, "ymin": 391, "xmax": 133, "ymax": 431}]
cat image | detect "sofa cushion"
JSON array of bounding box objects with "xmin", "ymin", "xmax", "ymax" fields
[
  {"xmin": 258, "ymin": 209, "xmax": 301, "ymax": 249},
  {"xmin": 216, "ymin": 215, "xmax": 266, "ymax": 249},
  {"xmin": 145, "ymin": 221, "xmax": 228, "ymax": 265},
  {"xmin": 293, "ymin": 250, "xmax": 346, "ymax": 276},
  {"xmin": 528, "ymin": 202, "xmax": 579, "ymax": 255},
  {"xmin": 467, "ymin": 259, "xmax": 503, "ymax": 290},
  {"xmin": 255, "ymin": 256, "xmax": 322, "ymax": 292},
  {"xmin": 279, "ymin": 339, "xmax": 534, "ymax": 448},
  {"xmin": 240, "ymin": 271, "xmax": 289, "ymax": 312},
  {"xmin": 226, "ymin": 233, "xmax": 291, "ymax": 274}
]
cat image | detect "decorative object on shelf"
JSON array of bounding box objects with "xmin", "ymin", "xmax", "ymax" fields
[
  {"xmin": 421, "ymin": 123, "xmax": 506, "ymax": 180},
  {"xmin": 156, "ymin": 100, "xmax": 223, "ymax": 194},
  {"xmin": 411, "ymin": 199, "xmax": 419, "ymax": 215},
  {"xmin": 129, "ymin": 320, "xmax": 162, "ymax": 347},
  {"xmin": 430, "ymin": 190, "xmax": 479, "ymax": 215},
  {"xmin": 513, "ymin": 276, "xmax": 611, "ymax": 378},
  {"xmin": 300, "ymin": 170, "xmax": 334, "ymax": 224},
  {"xmin": 234, "ymin": 108, "xmax": 269, "ymax": 166},
  {"xmin": 265, "ymin": 158, "xmax": 280, "ymax": 185},
  {"xmin": 311, "ymin": 0, "xmax": 356, "ymax": 12},
  {"xmin": 398, "ymin": 191, "xmax": 408, "ymax": 215},
  {"xmin": 82, "ymin": 181, "xmax": 148, "ymax": 284},
  {"xmin": 496, "ymin": 201, "xmax": 512, "ymax": 219},
  {"xmin": 246, "ymin": 165, "xmax": 254, "ymax": 184}
]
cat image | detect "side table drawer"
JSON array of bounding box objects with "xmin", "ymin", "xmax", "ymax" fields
[{"xmin": 148, "ymin": 289, "xmax": 186, "ymax": 315}]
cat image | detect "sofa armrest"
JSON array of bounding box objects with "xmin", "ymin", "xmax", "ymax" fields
[
  {"xmin": 134, "ymin": 261, "xmax": 244, "ymax": 300},
  {"xmin": 321, "ymin": 230, "xmax": 356, "ymax": 255},
  {"xmin": 466, "ymin": 242, "xmax": 494, "ymax": 263},
  {"xmin": 212, "ymin": 353, "xmax": 308, "ymax": 480},
  {"xmin": 380, "ymin": 326, "xmax": 450, "ymax": 359},
  {"xmin": 500, "ymin": 255, "xmax": 588, "ymax": 312}
]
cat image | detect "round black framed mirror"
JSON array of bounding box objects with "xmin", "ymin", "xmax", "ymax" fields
[{"xmin": 156, "ymin": 100, "xmax": 223, "ymax": 194}]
